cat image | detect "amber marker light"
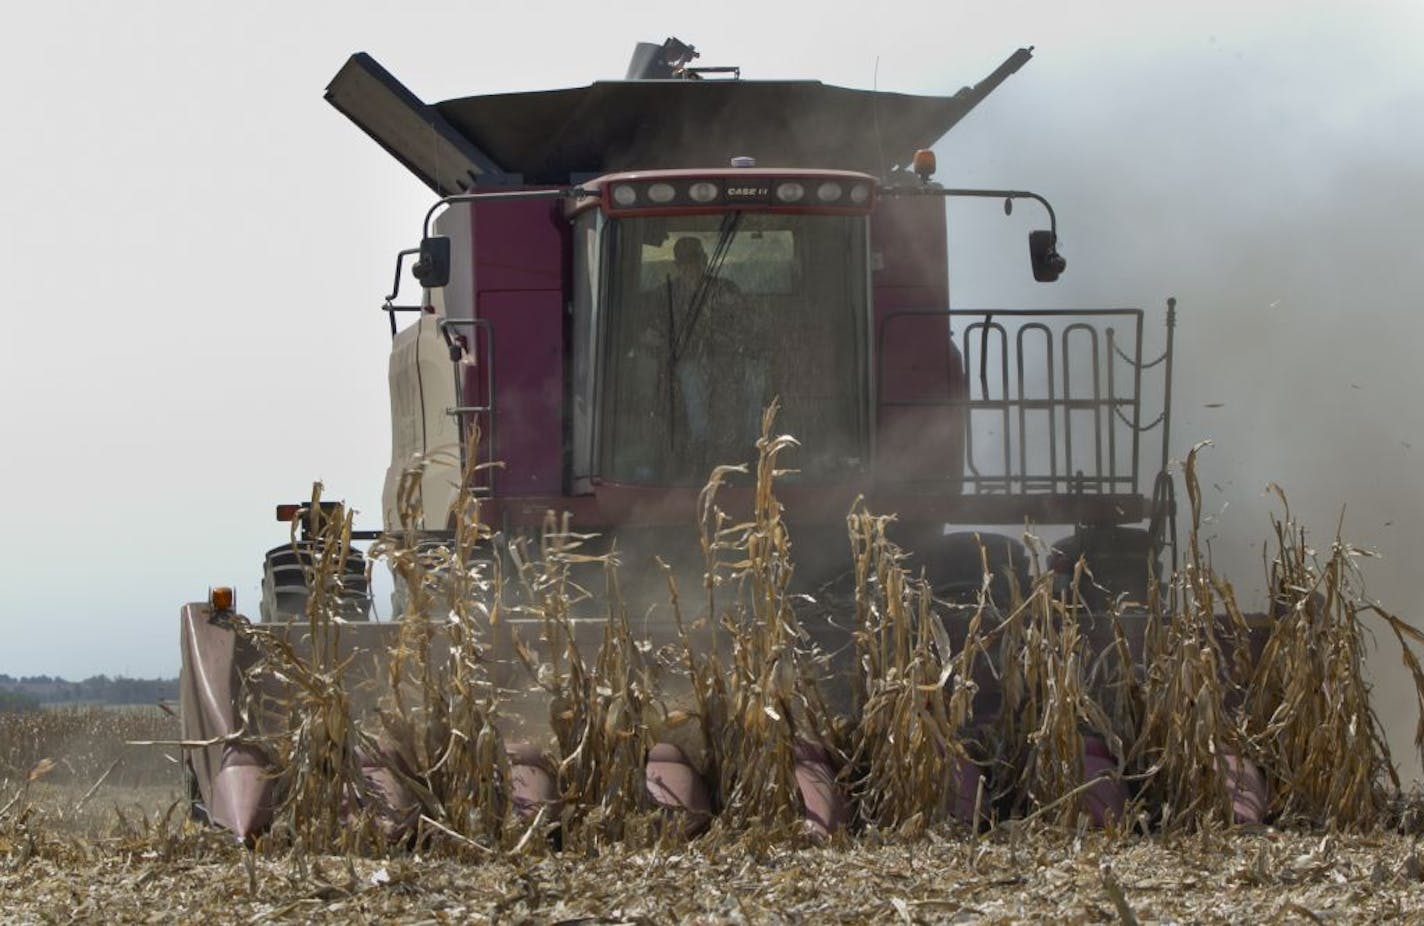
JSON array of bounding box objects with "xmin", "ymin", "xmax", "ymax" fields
[
  {"xmin": 912, "ymin": 148, "xmax": 937, "ymax": 180},
  {"xmin": 209, "ymin": 586, "xmax": 235, "ymax": 612}
]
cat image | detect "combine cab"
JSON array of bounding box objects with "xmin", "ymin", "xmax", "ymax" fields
[{"xmin": 180, "ymin": 39, "xmax": 1195, "ymax": 840}]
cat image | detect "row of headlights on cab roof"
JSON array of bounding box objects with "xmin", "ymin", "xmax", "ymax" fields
[
  {"xmin": 606, "ymin": 150, "xmax": 936, "ymax": 209},
  {"xmin": 609, "ymin": 177, "xmax": 874, "ymax": 208}
]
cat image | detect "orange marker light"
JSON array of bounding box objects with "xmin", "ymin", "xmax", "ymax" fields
[
  {"xmin": 275, "ymin": 503, "xmax": 302, "ymax": 522},
  {"xmin": 210, "ymin": 586, "xmax": 235, "ymax": 612},
  {"xmin": 912, "ymin": 148, "xmax": 937, "ymax": 179}
]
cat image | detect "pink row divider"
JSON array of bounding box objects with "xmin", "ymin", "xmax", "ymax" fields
[
  {"xmin": 1219, "ymin": 753, "xmax": 1269, "ymax": 824},
  {"xmin": 646, "ymin": 741, "xmax": 712, "ymax": 837},
  {"xmin": 951, "ymin": 755, "xmax": 986, "ymax": 825},
  {"xmin": 507, "ymin": 741, "xmax": 560, "ymax": 822},
  {"xmin": 358, "ymin": 743, "xmax": 419, "ymax": 839},
  {"xmin": 1081, "ymin": 734, "xmax": 1128, "ymax": 827},
  {"xmin": 793, "ymin": 740, "xmax": 848, "ymax": 839},
  {"xmin": 209, "ymin": 743, "xmax": 273, "ymax": 840}
]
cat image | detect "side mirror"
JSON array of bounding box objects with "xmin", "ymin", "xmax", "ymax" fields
[
  {"xmin": 1029, "ymin": 229, "xmax": 1066, "ymax": 282},
  {"xmin": 412, "ymin": 236, "xmax": 452, "ymax": 289}
]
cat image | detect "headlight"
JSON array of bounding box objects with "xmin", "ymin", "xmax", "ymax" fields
[
  {"xmin": 848, "ymin": 183, "xmax": 871, "ymax": 205},
  {"xmin": 611, "ymin": 184, "xmax": 637, "ymax": 207},
  {"xmin": 775, "ymin": 182, "xmax": 806, "ymax": 203},
  {"xmin": 688, "ymin": 181, "xmax": 720, "ymax": 203},
  {"xmin": 647, "ymin": 182, "xmax": 676, "ymax": 204},
  {"xmin": 816, "ymin": 181, "xmax": 844, "ymax": 203}
]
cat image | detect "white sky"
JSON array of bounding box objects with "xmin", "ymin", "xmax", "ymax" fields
[{"xmin": 2, "ymin": 0, "xmax": 1421, "ymax": 741}]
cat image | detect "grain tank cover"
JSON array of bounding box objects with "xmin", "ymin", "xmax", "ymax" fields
[
  {"xmin": 435, "ymin": 79, "xmax": 993, "ymax": 183},
  {"xmin": 326, "ymin": 46, "xmax": 1033, "ymax": 194}
]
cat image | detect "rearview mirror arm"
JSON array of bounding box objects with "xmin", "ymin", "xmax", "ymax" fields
[
  {"xmin": 882, "ymin": 185, "xmax": 1058, "ymax": 239},
  {"xmin": 421, "ymin": 186, "xmax": 596, "ymax": 239}
]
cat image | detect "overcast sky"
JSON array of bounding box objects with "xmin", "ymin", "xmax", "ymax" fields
[{"xmin": 2, "ymin": 0, "xmax": 1421, "ymax": 768}]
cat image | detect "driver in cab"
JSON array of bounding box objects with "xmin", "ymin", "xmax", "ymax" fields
[{"xmin": 648, "ymin": 235, "xmax": 765, "ymax": 465}]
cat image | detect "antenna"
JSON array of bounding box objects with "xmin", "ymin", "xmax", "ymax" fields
[{"xmin": 872, "ymin": 56, "xmax": 887, "ymax": 176}]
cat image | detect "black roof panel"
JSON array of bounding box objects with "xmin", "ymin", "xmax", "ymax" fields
[
  {"xmin": 435, "ymin": 79, "xmax": 981, "ymax": 182},
  {"xmin": 326, "ymin": 48, "xmax": 1033, "ymax": 193}
]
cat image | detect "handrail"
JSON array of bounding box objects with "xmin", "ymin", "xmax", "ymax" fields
[
  {"xmin": 876, "ymin": 306, "xmax": 1170, "ymax": 506},
  {"xmin": 439, "ymin": 317, "xmax": 496, "ymax": 496}
]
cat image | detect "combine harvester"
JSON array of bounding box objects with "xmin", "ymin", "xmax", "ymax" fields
[{"xmin": 181, "ymin": 39, "xmax": 1260, "ymax": 840}]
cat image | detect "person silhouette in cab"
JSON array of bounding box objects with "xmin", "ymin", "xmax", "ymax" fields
[{"xmin": 662, "ymin": 236, "xmax": 757, "ymax": 453}]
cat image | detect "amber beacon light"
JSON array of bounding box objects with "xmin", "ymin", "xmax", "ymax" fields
[{"xmin": 209, "ymin": 586, "xmax": 236, "ymax": 612}]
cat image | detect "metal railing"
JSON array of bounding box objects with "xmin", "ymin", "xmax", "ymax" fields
[
  {"xmin": 878, "ymin": 305, "xmax": 1174, "ymax": 502},
  {"xmin": 440, "ymin": 317, "xmax": 496, "ymax": 496}
]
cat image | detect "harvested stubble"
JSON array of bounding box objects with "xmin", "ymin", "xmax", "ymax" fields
[{"xmin": 10, "ymin": 814, "xmax": 1424, "ymax": 922}]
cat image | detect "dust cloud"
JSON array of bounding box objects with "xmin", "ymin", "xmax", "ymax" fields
[{"xmin": 939, "ymin": 28, "xmax": 1424, "ymax": 782}]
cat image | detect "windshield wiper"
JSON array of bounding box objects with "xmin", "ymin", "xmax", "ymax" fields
[
  {"xmin": 665, "ymin": 275, "xmax": 677, "ymax": 447},
  {"xmin": 674, "ymin": 211, "xmax": 741, "ymax": 362}
]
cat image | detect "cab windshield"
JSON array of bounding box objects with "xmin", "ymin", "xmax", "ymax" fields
[{"xmin": 601, "ymin": 211, "xmax": 868, "ymax": 485}]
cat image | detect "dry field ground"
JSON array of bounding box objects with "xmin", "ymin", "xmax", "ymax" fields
[{"xmin": 5, "ymin": 708, "xmax": 1424, "ymax": 924}]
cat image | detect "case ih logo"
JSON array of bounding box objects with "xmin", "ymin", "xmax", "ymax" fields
[{"xmin": 725, "ymin": 183, "xmax": 771, "ymax": 202}]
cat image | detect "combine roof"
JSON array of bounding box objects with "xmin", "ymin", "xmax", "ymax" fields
[{"xmin": 325, "ymin": 48, "xmax": 1032, "ymax": 195}]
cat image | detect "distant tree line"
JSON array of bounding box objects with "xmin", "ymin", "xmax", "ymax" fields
[
  {"xmin": 0, "ymin": 673, "xmax": 178, "ymax": 708},
  {"xmin": 0, "ymin": 689, "xmax": 40, "ymax": 712}
]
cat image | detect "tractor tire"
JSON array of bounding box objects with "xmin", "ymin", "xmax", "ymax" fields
[
  {"xmin": 931, "ymin": 531, "xmax": 1030, "ymax": 608},
  {"xmin": 1049, "ymin": 526, "xmax": 1161, "ymax": 612},
  {"xmin": 259, "ymin": 542, "xmax": 371, "ymax": 622},
  {"xmin": 384, "ymin": 538, "xmax": 492, "ymax": 621}
]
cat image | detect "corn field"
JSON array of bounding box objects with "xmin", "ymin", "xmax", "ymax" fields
[
  {"xmin": 5, "ymin": 417, "xmax": 1424, "ymax": 921},
  {"xmin": 0, "ymin": 706, "xmax": 175, "ymax": 790}
]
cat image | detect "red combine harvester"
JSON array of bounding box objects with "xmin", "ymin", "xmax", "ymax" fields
[{"xmin": 180, "ymin": 39, "xmax": 1190, "ymax": 839}]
